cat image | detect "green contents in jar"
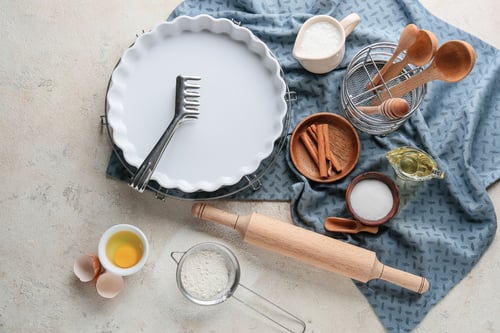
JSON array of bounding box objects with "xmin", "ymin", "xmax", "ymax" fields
[{"xmin": 386, "ymin": 146, "xmax": 445, "ymax": 181}]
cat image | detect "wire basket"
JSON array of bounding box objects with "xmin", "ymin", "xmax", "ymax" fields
[{"xmin": 340, "ymin": 42, "xmax": 426, "ymax": 135}]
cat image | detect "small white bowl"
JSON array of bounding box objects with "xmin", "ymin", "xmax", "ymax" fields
[{"xmin": 98, "ymin": 224, "xmax": 149, "ymax": 276}]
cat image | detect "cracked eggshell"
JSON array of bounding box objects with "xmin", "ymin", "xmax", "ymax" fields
[
  {"xmin": 95, "ymin": 272, "xmax": 124, "ymax": 299},
  {"xmin": 73, "ymin": 253, "xmax": 102, "ymax": 282}
]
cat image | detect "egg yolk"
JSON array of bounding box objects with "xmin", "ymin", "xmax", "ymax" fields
[{"xmin": 114, "ymin": 244, "xmax": 140, "ymax": 268}]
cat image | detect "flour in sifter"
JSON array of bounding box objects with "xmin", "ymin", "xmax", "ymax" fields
[{"xmin": 180, "ymin": 250, "xmax": 230, "ymax": 300}]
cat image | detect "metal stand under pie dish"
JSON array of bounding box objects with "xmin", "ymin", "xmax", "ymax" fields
[{"xmin": 101, "ymin": 16, "xmax": 294, "ymax": 200}]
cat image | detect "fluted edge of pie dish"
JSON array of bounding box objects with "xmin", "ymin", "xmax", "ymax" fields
[{"xmin": 106, "ymin": 15, "xmax": 287, "ymax": 193}]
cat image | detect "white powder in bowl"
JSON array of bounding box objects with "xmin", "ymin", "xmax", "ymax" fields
[
  {"xmin": 349, "ymin": 179, "xmax": 394, "ymax": 221},
  {"xmin": 298, "ymin": 21, "xmax": 342, "ymax": 58},
  {"xmin": 180, "ymin": 250, "xmax": 230, "ymax": 300}
]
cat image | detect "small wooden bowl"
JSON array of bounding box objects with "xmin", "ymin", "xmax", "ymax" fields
[
  {"xmin": 290, "ymin": 112, "xmax": 360, "ymax": 182},
  {"xmin": 345, "ymin": 172, "xmax": 400, "ymax": 226}
]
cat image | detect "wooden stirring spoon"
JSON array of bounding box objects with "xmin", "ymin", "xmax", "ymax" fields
[
  {"xmin": 381, "ymin": 29, "xmax": 438, "ymax": 83},
  {"xmin": 324, "ymin": 217, "xmax": 379, "ymax": 234},
  {"xmin": 377, "ymin": 40, "xmax": 476, "ymax": 101},
  {"xmin": 358, "ymin": 98, "xmax": 410, "ymax": 119},
  {"xmin": 368, "ymin": 24, "xmax": 419, "ymax": 89}
]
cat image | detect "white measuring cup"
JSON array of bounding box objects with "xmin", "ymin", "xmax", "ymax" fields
[
  {"xmin": 171, "ymin": 242, "xmax": 306, "ymax": 333},
  {"xmin": 293, "ymin": 13, "xmax": 361, "ymax": 74}
]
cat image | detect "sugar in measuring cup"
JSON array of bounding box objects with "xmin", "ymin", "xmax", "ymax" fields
[{"xmin": 293, "ymin": 14, "xmax": 361, "ymax": 74}]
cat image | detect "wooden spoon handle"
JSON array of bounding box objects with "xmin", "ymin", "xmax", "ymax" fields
[
  {"xmin": 324, "ymin": 217, "xmax": 379, "ymax": 234},
  {"xmin": 368, "ymin": 24, "xmax": 419, "ymax": 89},
  {"xmin": 373, "ymin": 68, "xmax": 438, "ymax": 105},
  {"xmin": 369, "ymin": 58, "xmax": 396, "ymax": 89},
  {"xmin": 379, "ymin": 58, "xmax": 409, "ymax": 84},
  {"xmin": 357, "ymin": 104, "xmax": 382, "ymax": 115}
]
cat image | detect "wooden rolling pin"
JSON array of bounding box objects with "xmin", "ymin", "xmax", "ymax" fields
[{"xmin": 192, "ymin": 203, "xmax": 429, "ymax": 294}]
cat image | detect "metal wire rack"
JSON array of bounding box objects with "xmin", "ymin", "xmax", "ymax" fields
[{"xmin": 340, "ymin": 42, "xmax": 427, "ymax": 135}]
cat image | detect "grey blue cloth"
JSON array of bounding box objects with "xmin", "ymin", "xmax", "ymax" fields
[{"xmin": 107, "ymin": 0, "xmax": 500, "ymax": 331}]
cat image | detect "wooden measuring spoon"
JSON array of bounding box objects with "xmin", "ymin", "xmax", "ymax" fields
[
  {"xmin": 358, "ymin": 98, "xmax": 410, "ymax": 119},
  {"xmin": 381, "ymin": 29, "xmax": 438, "ymax": 83},
  {"xmin": 377, "ymin": 40, "xmax": 476, "ymax": 101},
  {"xmin": 324, "ymin": 217, "xmax": 379, "ymax": 234},
  {"xmin": 368, "ymin": 24, "xmax": 419, "ymax": 89}
]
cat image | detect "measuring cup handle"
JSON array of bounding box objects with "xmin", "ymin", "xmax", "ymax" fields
[{"xmin": 340, "ymin": 13, "xmax": 361, "ymax": 37}]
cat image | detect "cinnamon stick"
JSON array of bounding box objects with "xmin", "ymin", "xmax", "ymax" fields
[
  {"xmin": 316, "ymin": 124, "xmax": 328, "ymax": 178},
  {"xmin": 309, "ymin": 124, "xmax": 342, "ymax": 173},
  {"xmin": 299, "ymin": 132, "xmax": 318, "ymax": 164},
  {"xmin": 320, "ymin": 123, "xmax": 330, "ymax": 153}
]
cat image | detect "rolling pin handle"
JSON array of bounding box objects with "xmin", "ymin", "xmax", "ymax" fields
[
  {"xmin": 374, "ymin": 261, "xmax": 430, "ymax": 294},
  {"xmin": 192, "ymin": 203, "xmax": 249, "ymax": 236}
]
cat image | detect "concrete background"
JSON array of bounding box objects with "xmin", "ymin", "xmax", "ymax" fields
[{"xmin": 1, "ymin": 0, "xmax": 499, "ymax": 332}]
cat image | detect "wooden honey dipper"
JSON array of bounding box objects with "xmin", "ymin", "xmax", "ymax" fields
[
  {"xmin": 192, "ymin": 203, "xmax": 429, "ymax": 294},
  {"xmin": 358, "ymin": 98, "xmax": 410, "ymax": 119}
]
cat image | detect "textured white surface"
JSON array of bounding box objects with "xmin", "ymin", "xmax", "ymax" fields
[{"xmin": 0, "ymin": 1, "xmax": 498, "ymax": 332}]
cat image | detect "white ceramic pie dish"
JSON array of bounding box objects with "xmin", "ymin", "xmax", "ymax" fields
[{"xmin": 106, "ymin": 15, "xmax": 287, "ymax": 193}]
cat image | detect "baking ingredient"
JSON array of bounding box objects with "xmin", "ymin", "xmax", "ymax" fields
[
  {"xmin": 180, "ymin": 250, "xmax": 230, "ymax": 300},
  {"xmin": 386, "ymin": 146, "xmax": 445, "ymax": 181},
  {"xmin": 317, "ymin": 123, "xmax": 328, "ymax": 177},
  {"xmin": 299, "ymin": 123, "xmax": 342, "ymax": 177},
  {"xmin": 106, "ymin": 231, "xmax": 144, "ymax": 268},
  {"xmin": 114, "ymin": 244, "xmax": 139, "ymax": 268},
  {"xmin": 312, "ymin": 124, "xmax": 342, "ymax": 173},
  {"xmin": 349, "ymin": 179, "xmax": 393, "ymax": 221},
  {"xmin": 298, "ymin": 22, "xmax": 342, "ymax": 58}
]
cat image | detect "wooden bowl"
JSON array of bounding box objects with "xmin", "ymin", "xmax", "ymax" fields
[
  {"xmin": 345, "ymin": 172, "xmax": 400, "ymax": 226},
  {"xmin": 289, "ymin": 112, "xmax": 360, "ymax": 182}
]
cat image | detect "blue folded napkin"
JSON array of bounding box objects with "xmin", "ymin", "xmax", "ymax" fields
[{"xmin": 107, "ymin": 0, "xmax": 500, "ymax": 331}]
